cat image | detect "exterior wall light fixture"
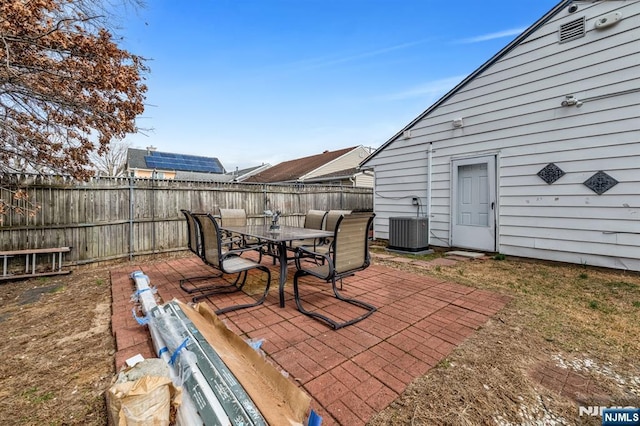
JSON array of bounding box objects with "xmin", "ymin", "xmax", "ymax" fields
[{"xmin": 561, "ymin": 95, "xmax": 583, "ymax": 107}]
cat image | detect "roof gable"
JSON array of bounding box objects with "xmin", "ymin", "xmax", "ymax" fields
[
  {"xmin": 227, "ymin": 163, "xmax": 272, "ymax": 182},
  {"xmin": 245, "ymin": 146, "xmax": 357, "ymax": 183}
]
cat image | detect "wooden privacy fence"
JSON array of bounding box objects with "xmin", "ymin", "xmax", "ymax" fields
[{"xmin": 0, "ymin": 174, "xmax": 373, "ymax": 266}]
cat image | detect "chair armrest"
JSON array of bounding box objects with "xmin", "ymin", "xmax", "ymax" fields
[
  {"xmin": 313, "ymin": 237, "xmax": 330, "ymax": 249},
  {"xmin": 294, "ymin": 246, "xmax": 331, "ymax": 271},
  {"xmin": 309, "ymin": 238, "xmax": 335, "ymax": 257},
  {"xmin": 221, "ymin": 241, "xmax": 269, "ymax": 261}
]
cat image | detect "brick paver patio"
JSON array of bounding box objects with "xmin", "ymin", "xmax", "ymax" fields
[{"xmin": 110, "ymin": 253, "xmax": 510, "ymax": 425}]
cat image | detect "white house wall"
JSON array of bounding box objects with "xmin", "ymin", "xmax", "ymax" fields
[
  {"xmin": 355, "ymin": 173, "xmax": 374, "ymax": 188},
  {"xmin": 366, "ymin": 1, "xmax": 640, "ymax": 271}
]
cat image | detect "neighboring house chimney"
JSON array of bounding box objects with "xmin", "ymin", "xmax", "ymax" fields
[{"xmin": 146, "ymin": 145, "xmax": 157, "ymax": 155}]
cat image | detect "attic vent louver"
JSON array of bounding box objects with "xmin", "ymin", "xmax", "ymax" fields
[{"xmin": 559, "ymin": 16, "xmax": 586, "ymax": 43}]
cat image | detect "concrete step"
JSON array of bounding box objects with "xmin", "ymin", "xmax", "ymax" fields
[{"xmin": 445, "ymin": 250, "xmax": 485, "ymax": 259}]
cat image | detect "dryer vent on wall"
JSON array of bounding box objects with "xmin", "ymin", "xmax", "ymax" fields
[{"xmin": 388, "ymin": 217, "xmax": 429, "ymax": 252}]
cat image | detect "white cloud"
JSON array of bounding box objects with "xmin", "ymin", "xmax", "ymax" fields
[
  {"xmin": 456, "ymin": 27, "xmax": 526, "ymax": 44},
  {"xmin": 381, "ymin": 75, "xmax": 467, "ymax": 102},
  {"xmin": 283, "ymin": 38, "xmax": 434, "ymax": 72}
]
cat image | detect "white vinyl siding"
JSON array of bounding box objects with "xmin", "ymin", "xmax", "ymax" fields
[
  {"xmin": 354, "ymin": 173, "xmax": 374, "ymax": 188},
  {"xmin": 366, "ymin": 1, "xmax": 640, "ymax": 271}
]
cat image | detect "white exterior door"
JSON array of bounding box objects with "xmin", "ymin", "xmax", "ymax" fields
[{"xmin": 451, "ymin": 155, "xmax": 496, "ymax": 251}]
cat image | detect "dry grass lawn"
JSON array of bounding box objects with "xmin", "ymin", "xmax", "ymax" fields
[
  {"xmin": 369, "ymin": 250, "xmax": 640, "ymax": 425},
  {"xmin": 0, "ymin": 251, "xmax": 638, "ymax": 425}
]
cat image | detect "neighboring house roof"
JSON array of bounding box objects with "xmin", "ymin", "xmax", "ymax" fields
[
  {"xmin": 306, "ymin": 167, "xmax": 371, "ymax": 182},
  {"xmin": 127, "ymin": 148, "xmax": 226, "ymax": 174},
  {"xmin": 360, "ymin": 0, "xmax": 571, "ymax": 168},
  {"xmin": 244, "ymin": 146, "xmax": 356, "ymax": 183},
  {"xmin": 174, "ymin": 170, "xmax": 235, "ymax": 182},
  {"xmin": 126, "ymin": 148, "xmax": 147, "ymax": 170},
  {"xmin": 227, "ymin": 163, "xmax": 272, "ymax": 182}
]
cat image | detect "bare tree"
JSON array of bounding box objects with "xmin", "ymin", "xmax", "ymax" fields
[
  {"xmin": 0, "ymin": 0, "xmax": 147, "ymax": 220},
  {"xmin": 0, "ymin": 0, "xmax": 147, "ymax": 179},
  {"xmin": 91, "ymin": 139, "xmax": 131, "ymax": 177}
]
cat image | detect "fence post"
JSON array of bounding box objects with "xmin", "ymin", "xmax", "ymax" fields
[
  {"xmin": 129, "ymin": 176, "xmax": 134, "ymax": 261},
  {"xmin": 262, "ymin": 184, "xmax": 269, "ymax": 224},
  {"xmin": 151, "ymin": 175, "xmax": 156, "ymax": 254}
]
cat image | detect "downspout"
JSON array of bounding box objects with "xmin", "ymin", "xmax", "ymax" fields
[{"xmin": 427, "ymin": 143, "xmax": 433, "ymax": 247}]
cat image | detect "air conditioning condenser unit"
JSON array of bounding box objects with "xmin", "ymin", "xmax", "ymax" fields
[{"xmin": 388, "ymin": 216, "xmax": 429, "ymax": 252}]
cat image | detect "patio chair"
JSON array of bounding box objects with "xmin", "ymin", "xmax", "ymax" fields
[
  {"xmin": 307, "ymin": 209, "xmax": 352, "ymax": 262},
  {"xmin": 182, "ymin": 209, "xmax": 201, "ymax": 256},
  {"xmin": 218, "ymin": 208, "xmax": 248, "ymax": 227},
  {"xmin": 304, "ymin": 209, "xmax": 328, "ymax": 230},
  {"xmin": 292, "ymin": 212, "xmax": 376, "ymax": 329},
  {"xmin": 325, "ymin": 209, "xmax": 352, "ymax": 233},
  {"xmin": 219, "ymin": 208, "xmax": 263, "ymax": 260},
  {"xmin": 218, "ymin": 208, "xmax": 248, "ymax": 246},
  {"xmin": 288, "ymin": 209, "xmax": 328, "ymax": 251},
  {"xmin": 179, "ymin": 209, "xmax": 227, "ymax": 295},
  {"xmin": 190, "ymin": 213, "xmax": 271, "ymax": 314}
]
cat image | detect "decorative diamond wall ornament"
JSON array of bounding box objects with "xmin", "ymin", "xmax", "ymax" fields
[
  {"xmin": 537, "ymin": 163, "xmax": 565, "ymax": 184},
  {"xmin": 584, "ymin": 171, "xmax": 618, "ymax": 195}
]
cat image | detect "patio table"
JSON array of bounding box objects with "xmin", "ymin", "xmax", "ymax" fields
[{"xmin": 220, "ymin": 225, "xmax": 333, "ymax": 308}]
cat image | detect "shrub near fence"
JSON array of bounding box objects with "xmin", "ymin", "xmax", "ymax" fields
[{"xmin": 0, "ymin": 174, "xmax": 373, "ymax": 266}]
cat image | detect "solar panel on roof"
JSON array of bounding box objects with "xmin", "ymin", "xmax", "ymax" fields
[{"xmin": 144, "ymin": 152, "xmax": 223, "ymax": 173}]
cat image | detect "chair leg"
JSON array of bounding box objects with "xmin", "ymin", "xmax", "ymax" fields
[
  {"xmin": 179, "ymin": 271, "xmax": 225, "ymax": 294},
  {"xmin": 330, "ymin": 277, "xmax": 376, "ymax": 328},
  {"xmin": 293, "ymin": 271, "xmax": 376, "ymax": 330},
  {"xmin": 191, "ymin": 270, "xmax": 248, "ymax": 302},
  {"xmin": 214, "ymin": 266, "xmax": 271, "ymax": 315}
]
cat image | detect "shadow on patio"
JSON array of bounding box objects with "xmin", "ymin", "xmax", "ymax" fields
[{"xmin": 110, "ymin": 252, "xmax": 510, "ymax": 425}]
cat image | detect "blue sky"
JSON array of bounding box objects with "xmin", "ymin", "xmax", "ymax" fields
[{"xmin": 119, "ymin": 0, "xmax": 560, "ymax": 172}]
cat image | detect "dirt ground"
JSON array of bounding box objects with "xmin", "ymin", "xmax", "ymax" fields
[
  {"xmin": 0, "ymin": 252, "xmax": 639, "ymax": 425},
  {"xmin": 0, "ymin": 264, "xmax": 114, "ymax": 426}
]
